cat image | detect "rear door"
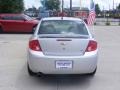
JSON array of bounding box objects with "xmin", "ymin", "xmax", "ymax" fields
[
  {"xmin": 0, "ymin": 16, "xmax": 15, "ymax": 32},
  {"xmin": 9, "ymin": 15, "xmax": 33, "ymax": 32}
]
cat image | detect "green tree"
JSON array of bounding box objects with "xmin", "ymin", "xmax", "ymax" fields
[
  {"xmin": 45, "ymin": 0, "xmax": 60, "ymax": 10},
  {"xmin": 0, "ymin": 0, "xmax": 24, "ymax": 13},
  {"xmin": 117, "ymin": 3, "xmax": 120, "ymax": 10},
  {"xmin": 95, "ymin": 4, "xmax": 101, "ymax": 15}
]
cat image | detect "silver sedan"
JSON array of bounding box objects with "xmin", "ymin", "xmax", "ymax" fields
[{"xmin": 27, "ymin": 17, "xmax": 98, "ymax": 76}]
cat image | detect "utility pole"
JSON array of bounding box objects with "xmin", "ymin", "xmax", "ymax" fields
[
  {"xmin": 61, "ymin": 0, "xmax": 64, "ymax": 13},
  {"xmin": 70, "ymin": 0, "xmax": 72, "ymax": 17},
  {"xmin": 80, "ymin": 0, "xmax": 81, "ymax": 9},
  {"xmin": 113, "ymin": 0, "xmax": 114, "ymax": 18},
  {"xmin": 109, "ymin": 4, "xmax": 110, "ymax": 10},
  {"xmin": 103, "ymin": 6, "xmax": 105, "ymax": 19},
  {"xmin": 113, "ymin": 0, "xmax": 114, "ymax": 10}
]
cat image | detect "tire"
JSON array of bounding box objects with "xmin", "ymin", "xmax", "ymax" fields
[
  {"xmin": 27, "ymin": 64, "xmax": 37, "ymax": 76},
  {"xmin": 0, "ymin": 27, "xmax": 3, "ymax": 33},
  {"xmin": 87, "ymin": 67, "xmax": 97, "ymax": 76}
]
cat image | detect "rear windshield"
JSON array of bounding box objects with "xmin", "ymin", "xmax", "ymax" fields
[{"xmin": 38, "ymin": 20, "xmax": 88, "ymax": 35}]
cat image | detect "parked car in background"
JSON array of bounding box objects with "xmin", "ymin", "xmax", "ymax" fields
[
  {"xmin": 27, "ymin": 17, "xmax": 98, "ymax": 76},
  {"xmin": 0, "ymin": 14, "xmax": 39, "ymax": 33}
]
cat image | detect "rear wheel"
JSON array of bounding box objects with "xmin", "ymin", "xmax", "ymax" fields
[
  {"xmin": 87, "ymin": 67, "xmax": 97, "ymax": 76},
  {"xmin": 27, "ymin": 64, "xmax": 37, "ymax": 76}
]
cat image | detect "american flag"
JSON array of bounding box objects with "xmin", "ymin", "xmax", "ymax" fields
[{"xmin": 87, "ymin": 0, "xmax": 96, "ymax": 25}]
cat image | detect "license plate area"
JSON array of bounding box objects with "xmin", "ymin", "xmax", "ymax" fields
[{"xmin": 55, "ymin": 60, "xmax": 73, "ymax": 69}]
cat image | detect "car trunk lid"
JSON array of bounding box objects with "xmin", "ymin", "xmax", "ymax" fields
[{"xmin": 38, "ymin": 35, "xmax": 89, "ymax": 56}]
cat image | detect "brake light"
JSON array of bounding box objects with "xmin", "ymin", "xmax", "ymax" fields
[
  {"xmin": 29, "ymin": 40, "xmax": 42, "ymax": 51},
  {"xmin": 86, "ymin": 40, "xmax": 97, "ymax": 52}
]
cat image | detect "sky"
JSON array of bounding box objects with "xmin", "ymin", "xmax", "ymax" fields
[{"xmin": 24, "ymin": 0, "xmax": 120, "ymax": 10}]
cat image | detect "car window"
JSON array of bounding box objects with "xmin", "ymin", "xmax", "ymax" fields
[
  {"xmin": 12, "ymin": 16, "xmax": 24, "ymax": 20},
  {"xmin": 1, "ymin": 16, "xmax": 13, "ymax": 20},
  {"xmin": 1, "ymin": 15, "xmax": 24, "ymax": 20},
  {"xmin": 38, "ymin": 20, "xmax": 88, "ymax": 35}
]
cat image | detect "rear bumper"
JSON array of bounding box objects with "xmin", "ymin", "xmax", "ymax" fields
[{"xmin": 28, "ymin": 50, "xmax": 98, "ymax": 74}]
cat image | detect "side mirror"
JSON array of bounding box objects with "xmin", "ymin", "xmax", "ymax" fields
[
  {"xmin": 84, "ymin": 19, "xmax": 87, "ymax": 24},
  {"xmin": 32, "ymin": 26, "xmax": 36, "ymax": 33},
  {"xmin": 36, "ymin": 17, "xmax": 41, "ymax": 20},
  {"xmin": 23, "ymin": 19, "xmax": 27, "ymax": 21}
]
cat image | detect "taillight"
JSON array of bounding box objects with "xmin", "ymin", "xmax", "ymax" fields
[
  {"xmin": 86, "ymin": 40, "xmax": 97, "ymax": 52},
  {"xmin": 29, "ymin": 40, "xmax": 42, "ymax": 51}
]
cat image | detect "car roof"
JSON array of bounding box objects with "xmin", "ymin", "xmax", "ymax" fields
[
  {"xmin": 42, "ymin": 17, "xmax": 83, "ymax": 22},
  {"xmin": 0, "ymin": 14, "xmax": 23, "ymax": 16}
]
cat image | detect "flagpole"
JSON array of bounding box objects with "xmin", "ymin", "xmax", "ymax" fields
[
  {"xmin": 93, "ymin": 20, "xmax": 95, "ymax": 37},
  {"xmin": 70, "ymin": 0, "xmax": 72, "ymax": 17},
  {"xmin": 91, "ymin": 0, "xmax": 95, "ymax": 35}
]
